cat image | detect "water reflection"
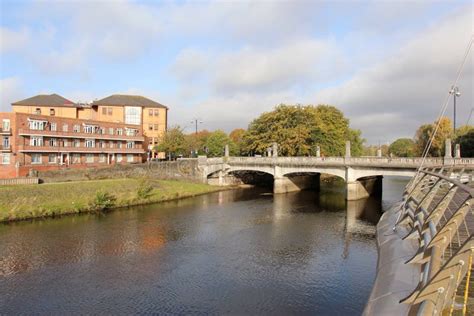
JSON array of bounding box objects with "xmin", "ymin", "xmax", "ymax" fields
[{"xmin": 0, "ymin": 177, "xmax": 408, "ymax": 315}]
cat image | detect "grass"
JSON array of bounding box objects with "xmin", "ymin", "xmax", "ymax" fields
[{"xmin": 0, "ymin": 178, "xmax": 226, "ymax": 222}]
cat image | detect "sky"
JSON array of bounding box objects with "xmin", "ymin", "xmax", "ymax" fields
[{"xmin": 0, "ymin": 0, "xmax": 473, "ymax": 144}]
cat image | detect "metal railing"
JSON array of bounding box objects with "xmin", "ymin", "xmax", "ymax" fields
[{"xmin": 396, "ymin": 167, "xmax": 473, "ymax": 315}]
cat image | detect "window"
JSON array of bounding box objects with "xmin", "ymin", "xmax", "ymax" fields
[
  {"xmin": 86, "ymin": 154, "xmax": 94, "ymax": 163},
  {"xmin": 3, "ymin": 137, "xmax": 10, "ymax": 148},
  {"xmin": 74, "ymin": 139, "xmax": 81, "ymax": 147},
  {"xmin": 99, "ymin": 140, "xmax": 106, "ymax": 148},
  {"xmin": 117, "ymin": 154, "xmax": 122, "ymax": 162},
  {"xmin": 154, "ymin": 124, "xmax": 159, "ymax": 131},
  {"xmin": 109, "ymin": 128, "xmax": 114, "ymax": 135},
  {"xmin": 117, "ymin": 128, "xmax": 123, "ymax": 136},
  {"xmin": 1, "ymin": 153, "xmax": 10, "ymax": 164},
  {"xmin": 50, "ymin": 123, "xmax": 57, "ymax": 131},
  {"xmin": 85, "ymin": 139, "xmax": 95, "ymax": 148},
  {"xmin": 99, "ymin": 154, "xmax": 106, "ymax": 163},
  {"xmin": 48, "ymin": 154, "xmax": 57, "ymax": 164},
  {"xmin": 124, "ymin": 106, "xmax": 141, "ymax": 125},
  {"xmin": 30, "ymin": 136, "xmax": 43, "ymax": 146},
  {"xmin": 63, "ymin": 139, "xmax": 69, "ymax": 147},
  {"xmin": 149, "ymin": 109, "xmax": 153, "ymax": 116},
  {"xmin": 107, "ymin": 107, "xmax": 113, "ymax": 115},
  {"xmin": 125, "ymin": 128, "xmax": 138, "ymax": 136},
  {"xmin": 109, "ymin": 141, "xmax": 114, "ymax": 148},
  {"xmin": 31, "ymin": 153, "xmax": 42, "ymax": 164},
  {"xmin": 118, "ymin": 142, "xmax": 123, "ymax": 149},
  {"xmin": 126, "ymin": 141, "xmax": 134, "ymax": 149},
  {"xmin": 72, "ymin": 154, "xmax": 81, "ymax": 164},
  {"xmin": 84, "ymin": 125, "xmax": 95, "ymax": 133},
  {"xmin": 154, "ymin": 109, "xmax": 159, "ymax": 116},
  {"xmin": 127, "ymin": 154, "xmax": 134, "ymax": 162},
  {"xmin": 73, "ymin": 124, "xmax": 80, "ymax": 133},
  {"xmin": 148, "ymin": 124, "xmax": 153, "ymax": 131},
  {"xmin": 50, "ymin": 109, "xmax": 55, "ymax": 116},
  {"xmin": 63, "ymin": 124, "xmax": 68, "ymax": 132},
  {"xmin": 2, "ymin": 119, "xmax": 10, "ymax": 131},
  {"xmin": 102, "ymin": 107, "xmax": 107, "ymax": 115},
  {"xmin": 29, "ymin": 120, "xmax": 46, "ymax": 130},
  {"xmin": 49, "ymin": 138, "xmax": 57, "ymax": 147},
  {"xmin": 35, "ymin": 108, "xmax": 41, "ymax": 115}
]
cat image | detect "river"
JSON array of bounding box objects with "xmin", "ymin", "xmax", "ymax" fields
[{"xmin": 0, "ymin": 177, "xmax": 408, "ymax": 315}]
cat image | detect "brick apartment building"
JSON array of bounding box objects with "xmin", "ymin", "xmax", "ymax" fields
[{"xmin": 0, "ymin": 93, "xmax": 168, "ymax": 178}]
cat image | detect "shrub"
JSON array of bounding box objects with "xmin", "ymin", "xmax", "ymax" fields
[
  {"xmin": 136, "ymin": 179, "xmax": 154, "ymax": 200},
  {"xmin": 90, "ymin": 191, "xmax": 116, "ymax": 211}
]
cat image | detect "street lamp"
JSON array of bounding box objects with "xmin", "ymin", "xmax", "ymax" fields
[
  {"xmin": 449, "ymin": 86, "xmax": 461, "ymax": 133},
  {"xmin": 190, "ymin": 119, "xmax": 203, "ymax": 135}
]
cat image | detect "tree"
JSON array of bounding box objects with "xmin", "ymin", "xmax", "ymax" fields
[
  {"xmin": 185, "ymin": 130, "xmax": 211, "ymax": 157},
  {"xmin": 389, "ymin": 138, "xmax": 416, "ymax": 157},
  {"xmin": 456, "ymin": 129, "xmax": 474, "ymax": 157},
  {"xmin": 414, "ymin": 117, "xmax": 453, "ymax": 157},
  {"xmin": 229, "ymin": 128, "xmax": 246, "ymax": 155},
  {"xmin": 241, "ymin": 104, "xmax": 361, "ymax": 156},
  {"xmin": 204, "ymin": 130, "xmax": 237, "ymax": 157},
  {"xmin": 155, "ymin": 126, "xmax": 187, "ymax": 159}
]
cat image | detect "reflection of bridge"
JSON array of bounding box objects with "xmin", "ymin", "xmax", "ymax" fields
[{"xmin": 199, "ymin": 156, "xmax": 474, "ymax": 200}]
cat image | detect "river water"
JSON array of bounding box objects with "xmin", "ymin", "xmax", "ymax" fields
[{"xmin": 0, "ymin": 177, "xmax": 408, "ymax": 315}]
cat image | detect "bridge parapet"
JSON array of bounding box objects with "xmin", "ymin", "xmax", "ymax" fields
[{"xmin": 365, "ymin": 167, "xmax": 474, "ymax": 315}]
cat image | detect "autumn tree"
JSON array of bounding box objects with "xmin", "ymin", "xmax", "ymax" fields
[
  {"xmin": 185, "ymin": 130, "xmax": 211, "ymax": 156},
  {"xmin": 155, "ymin": 126, "xmax": 187, "ymax": 159},
  {"xmin": 229, "ymin": 128, "xmax": 246, "ymax": 155},
  {"xmin": 204, "ymin": 130, "xmax": 238, "ymax": 157},
  {"xmin": 241, "ymin": 104, "xmax": 363, "ymax": 156},
  {"xmin": 389, "ymin": 138, "xmax": 416, "ymax": 157},
  {"xmin": 455, "ymin": 125, "xmax": 474, "ymax": 157},
  {"xmin": 414, "ymin": 117, "xmax": 453, "ymax": 157}
]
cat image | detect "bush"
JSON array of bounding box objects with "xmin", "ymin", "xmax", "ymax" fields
[
  {"xmin": 136, "ymin": 179, "xmax": 154, "ymax": 200},
  {"xmin": 90, "ymin": 191, "xmax": 116, "ymax": 211}
]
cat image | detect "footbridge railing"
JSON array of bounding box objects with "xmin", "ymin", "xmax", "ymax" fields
[{"xmin": 365, "ymin": 167, "xmax": 474, "ymax": 315}]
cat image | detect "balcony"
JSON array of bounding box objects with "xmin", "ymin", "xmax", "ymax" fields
[
  {"xmin": 18, "ymin": 145, "xmax": 145, "ymax": 154},
  {"xmin": 0, "ymin": 127, "xmax": 12, "ymax": 135},
  {"xmin": 18, "ymin": 128, "xmax": 145, "ymax": 142},
  {"xmin": 0, "ymin": 144, "xmax": 11, "ymax": 152}
]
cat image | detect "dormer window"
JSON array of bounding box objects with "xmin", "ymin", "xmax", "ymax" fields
[
  {"xmin": 50, "ymin": 109, "xmax": 55, "ymax": 116},
  {"xmin": 35, "ymin": 108, "xmax": 41, "ymax": 115}
]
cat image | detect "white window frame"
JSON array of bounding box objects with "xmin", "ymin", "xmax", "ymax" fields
[
  {"xmin": 127, "ymin": 154, "xmax": 134, "ymax": 162},
  {"xmin": 62, "ymin": 124, "xmax": 68, "ymax": 132},
  {"xmin": 84, "ymin": 125, "xmax": 95, "ymax": 134},
  {"xmin": 109, "ymin": 128, "xmax": 114, "ymax": 135},
  {"xmin": 74, "ymin": 139, "xmax": 81, "ymax": 147},
  {"xmin": 30, "ymin": 136, "xmax": 43, "ymax": 147},
  {"xmin": 31, "ymin": 153, "xmax": 42, "ymax": 164},
  {"xmin": 73, "ymin": 124, "xmax": 80, "ymax": 133},
  {"xmin": 2, "ymin": 119, "xmax": 10, "ymax": 131},
  {"xmin": 49, "ymin": 138, "xmax": 57, "ymax": 147},
  {"xmin": 72, "ymin": 154, "xmax": 81, "ymax": 164},
  {"xmin": 29, "ymin": 120, "xmax": 46, "ymax": 130},
  {"xmin": 85, "ymin": 139, "xmax": 95, "ymax": 148},
  {"xmin": 48, "ymin": 154, "xmax": 57, "ymax": 164},
  {"xmin": 117, "ymin": 154, "xmax": 122, "ymax": 162},
  {"xmin": 1, "ymin": 153, "xmax": 10, "ymax": 164},
  {"xmin": 3, "ymin": 137, "xmax": 10, "ymax": 148},
  {"xmin": 117, "ymin": 128, "xmax": 123, "ymax": 136},
  {"xmin": 99, "ymin": 154, "xmax": 106, "ymax": 163},
  {"xmin": 50, "ymin": 122, "xmax": 57, "ymax": 131},
  {"xmin": 126, "ymin": 141, "xmax": 134, "ymax": 149}
]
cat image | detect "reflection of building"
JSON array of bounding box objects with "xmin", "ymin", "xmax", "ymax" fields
[{"xmin": 0, "ymin": 93, "xmax": 168, "ymax": 178}]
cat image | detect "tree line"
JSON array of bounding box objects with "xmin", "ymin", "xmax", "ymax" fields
[
  {"xmin": 156, "ymin": 104, "xmax": 364, "ymax": 158},
  {"xmin": 156, "ymin": 104, "xmax": 474, "ymax": 159}
]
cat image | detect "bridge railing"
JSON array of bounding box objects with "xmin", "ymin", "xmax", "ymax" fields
[
  {"xmin": 220, "ymin": 156, "xmax": 472, "ymax": 167},
  {"xmin": 395, "ymin": 167, "xmax": 473, "ymax": 315}
]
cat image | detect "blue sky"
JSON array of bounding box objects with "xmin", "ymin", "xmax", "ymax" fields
[{"xmin": 0, "ymin": 0, "xmax": 472, "ymax": 143}]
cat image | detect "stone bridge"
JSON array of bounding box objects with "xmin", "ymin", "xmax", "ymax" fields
[{"xmin": 197, "ymin": 156, "xmax": 474, "ymax": 200}]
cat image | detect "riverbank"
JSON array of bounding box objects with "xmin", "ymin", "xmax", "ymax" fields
[{"xmin": 0, "ymin": 179, "xmax": 228, "ymax": 222}]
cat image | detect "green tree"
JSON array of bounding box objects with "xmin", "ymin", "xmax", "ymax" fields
[
  {"xmin": 414, "ymin": 117, "xmax": 453, "ymax": 157},
  {"xmin": 185, "ymin": 130, "xmax": 211, "ymax": 157},
  {"xmin": 241, "ymin": 104, "xmax": 362, "ymax": 156},
  {"xmin": 155, "ymin": 126, "xmax": 187, "ymax": 159},
  {"xmin": 204, "ymin": 130, "xmax": 237, "ymax": 157},
  {"xmin": 229, "ymin": 128, "xmax": 246, "ymax": 155},
  {"xmin": 389, "ymin": 138, "xmax": 416, "ymax": 157}
]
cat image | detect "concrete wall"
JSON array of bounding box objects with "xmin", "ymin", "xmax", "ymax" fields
[
  {"xmin": 274, "ymin": 174, "xmax": 319, "ymax": 194},
  {"xmin": 346, "ymin": 176, "xmax": 383, "ymax": 201}
]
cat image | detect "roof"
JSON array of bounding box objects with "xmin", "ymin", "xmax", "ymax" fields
[
  {"xmin": 12, "ymin": 94, "xmax": 77, "ymax": 107},
  {"xmin": 92, "ymin": 94, "xmax": 168, "ymax": 109}
]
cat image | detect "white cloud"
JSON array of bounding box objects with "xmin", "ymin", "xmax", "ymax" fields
[
  {"xmin": 0, "ymin": 27, "xmax": 30, "ymax": 53},
  {"xmin": 0, "ymin": 77, "xmax": 23, "ymax": 111}
]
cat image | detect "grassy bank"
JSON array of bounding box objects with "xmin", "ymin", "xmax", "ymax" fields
[{"xmin": 0, "ymin": 179, "xmax": 227, "ymax": 222}]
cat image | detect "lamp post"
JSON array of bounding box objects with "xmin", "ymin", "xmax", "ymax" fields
[
  {"xmin": 191, "ymin": 119, "xmax": 203, "ymax": 135},
  {"xmin": 449, "ymin": 86, "xmax": 461, "ymax": 133}
]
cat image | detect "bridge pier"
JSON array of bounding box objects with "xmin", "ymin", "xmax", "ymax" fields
[
  {"xmin": 273, "ymin": 174, "xmax": 319, "ymax": 194},
  {"xmin": 346, "ymin": 176, "xmax": 382, "ymax": 201}
]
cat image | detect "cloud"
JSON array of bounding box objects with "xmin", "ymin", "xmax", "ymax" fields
[
  {"xmin": 0, "ymin": 77, "xmax": 23, "ymax": 111},
  {"xmin": 314, "ymin": 7, "xmax": 473, "ymax": 143},
  {"xmin": 0, "ymin": 27, "xmax": 30, "ymax": 53}
]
